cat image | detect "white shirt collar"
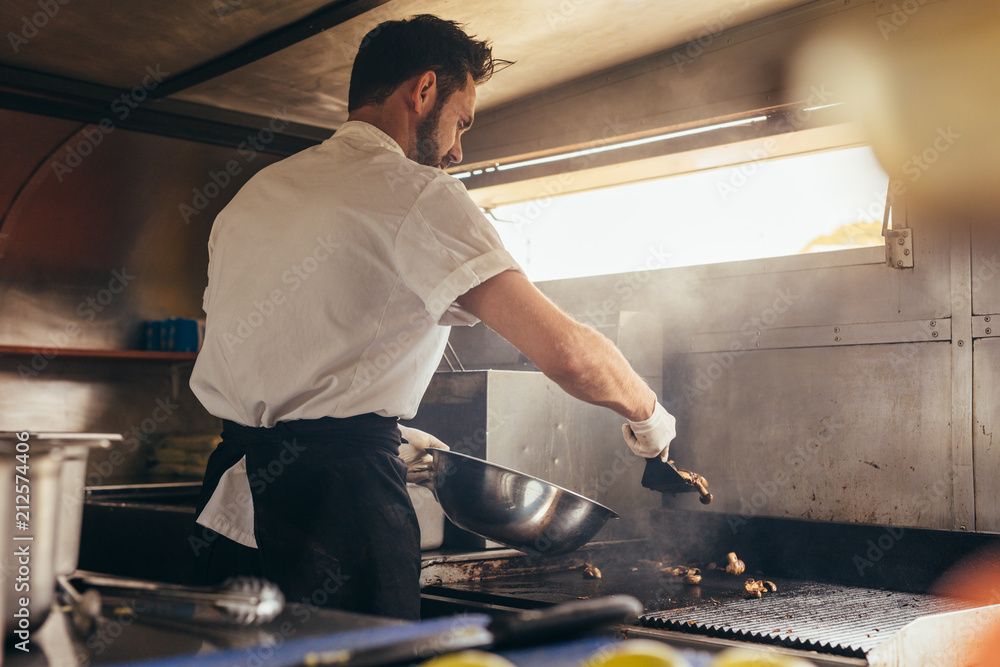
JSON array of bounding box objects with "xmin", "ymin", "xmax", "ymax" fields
[{"xmin": 330, "ymin": 120, "xmax": 406, "ymax": 158}]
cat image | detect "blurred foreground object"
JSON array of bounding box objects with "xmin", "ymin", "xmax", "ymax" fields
[
  {"xmin": 934, "ymin": 547, "xmax": 1000, "ymax": 666},
  {"xmin": 792, "ymin": 0, "xmax": 1000, "ymax": 219}
]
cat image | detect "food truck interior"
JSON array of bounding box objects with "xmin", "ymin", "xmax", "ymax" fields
[{"xmin": 1, "ymin": 0, "xmax": 1000, "ymax": 664}]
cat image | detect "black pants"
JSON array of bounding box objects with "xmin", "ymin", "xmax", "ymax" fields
[{"xmin": 193, "ymin": 414, "xmax": 421, "ymax": 620}]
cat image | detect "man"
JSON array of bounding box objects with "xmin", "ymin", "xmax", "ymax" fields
[{"xmin": 190, "ymin": 14, "xmax": 675, "ymax": 620}]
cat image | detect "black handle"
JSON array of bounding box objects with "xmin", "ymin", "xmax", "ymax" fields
[
  {"xmin": 489, "ymin": 595, "xmax": 643, "ymax": 649},
  {"xmin": 308, "ymin": 623, "xmax": 493, "ymax": 667},
  {"xmin": 303, "ymin": 596, "xmax": 642, "ymax": 667}
]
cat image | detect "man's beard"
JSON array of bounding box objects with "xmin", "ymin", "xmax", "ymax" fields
[{"xmin": 415, "ymin": 99, "xmax": 446, "ymax": 168}]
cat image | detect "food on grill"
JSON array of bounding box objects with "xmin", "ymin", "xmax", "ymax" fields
[
  {"xmin": 659, "ymin": 566, "xmax": 690, "ymax": 577},
  {"xmin": 656, "ymin": 564, "xmax": 702, "ymax": 585},
  {"xmin": 744, "ymin": 579, "xmax": 778, "ymax": 598},
  {"xmin": 670, "ymin": 463, "xmax": 714, "ymax": 504},
  {"xmin": 570, "ymin": 562, "xmax": 603, "ymax": 579},
  {"xmin": 711, "ymin": 552, "xmax": 746, "ymax": 575},
  {"xmin": 725, "ymin": 552, "xmax": 746, "ymax": 576}
]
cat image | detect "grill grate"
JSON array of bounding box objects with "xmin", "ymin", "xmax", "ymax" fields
[{"xmin": 639, "ymin": 581, "xmax": 971, "ymax": 658}]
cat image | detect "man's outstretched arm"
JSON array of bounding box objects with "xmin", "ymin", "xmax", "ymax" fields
[{"xmin": 456, "ymin": 270, "xmax": 675, "ymax": 459}]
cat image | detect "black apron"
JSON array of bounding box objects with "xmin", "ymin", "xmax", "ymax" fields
[{"xmin": 193, "ymin": 414, "xmax": 421, "ymax": 620}]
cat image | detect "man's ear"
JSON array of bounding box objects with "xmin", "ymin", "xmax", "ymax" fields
[{"xmin": 409, "ymin": 70, "xmax": 438, "ymax": 114}]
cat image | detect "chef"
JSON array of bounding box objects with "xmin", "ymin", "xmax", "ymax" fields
[{"xmin": 190, "ymin": 14, "xmax": 676, "ymax": 620}]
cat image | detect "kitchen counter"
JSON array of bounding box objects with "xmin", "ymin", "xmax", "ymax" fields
[
  {"xmin": 3, "ymin": 599, "xmax": 710, "ymax": 667},
  {"xmin": 7, "ymin": 602, "xmax": 403, "ymax": 666}
]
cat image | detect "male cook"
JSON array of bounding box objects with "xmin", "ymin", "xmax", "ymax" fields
[{"xmin": 190, "ymin": 15, "xmax": 675, "ymax": 620}]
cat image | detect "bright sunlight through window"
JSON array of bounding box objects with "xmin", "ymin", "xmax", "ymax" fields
[{"xmin": 485, "ymin": 147, "xmax": 890, "ymax": 282}]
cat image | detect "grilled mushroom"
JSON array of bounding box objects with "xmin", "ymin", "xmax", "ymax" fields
[
  {"xmin": 725, "ymin": 552, "xmax": 746, "ymax": 576},
  {"xmin": 673, "ymin": 465, "xmax": 714, "ymax": 504},
  {"xmin": 683, "ymin": 569, "xmax": 702, "ymax": 585},
  {"xmin": 744, "ymin": 578, "xmax": 778, "ymax": 598},
  {"xmin": 659, "ymin": 566, "xmax": 689, "ymax": 577}
]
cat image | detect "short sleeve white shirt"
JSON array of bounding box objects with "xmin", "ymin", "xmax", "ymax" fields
[{"xmin": 190, "ymin": 121, "xmax": 521, "ymax": 426}]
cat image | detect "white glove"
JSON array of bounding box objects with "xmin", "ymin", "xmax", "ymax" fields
[
  {"xmin": 398, "ymin": 425, "xmax": 450, "ymax": 488},
  {"xmin": 622, "ymin": 402, "xmax": 676, "ymax": 462}
]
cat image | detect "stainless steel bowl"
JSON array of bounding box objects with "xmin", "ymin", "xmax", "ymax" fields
[{"xmin": 429, "ymin": 449, "xmax": 619, "ymax": 557}]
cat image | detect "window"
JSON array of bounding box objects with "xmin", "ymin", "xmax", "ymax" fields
[{"xmin": 485, "ymin": 146, "xmax": 889, "ymax": 282}]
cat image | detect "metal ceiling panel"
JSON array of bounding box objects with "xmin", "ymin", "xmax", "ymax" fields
[
  {"xmin": 170, "ymin": 0, "xmax": 819, "ymax": 129},
  {"xmin": 0, "ymin": 0, "xmax": 334, "ymax": 88}
]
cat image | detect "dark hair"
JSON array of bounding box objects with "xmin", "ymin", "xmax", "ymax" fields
[{"xmin": 348, "ymin": 14, "xmax": 509, "ymax": 112}]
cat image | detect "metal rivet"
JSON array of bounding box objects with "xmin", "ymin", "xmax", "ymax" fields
[
  {"xmin": 958, "ymin": 340, "xmax": 965, "ymax": 347},
  {"xmin": 897, "ymin": 260, "xmax": 904, "ymax": 267},
  {"xmin": 987, "ymin": 328, "xmax": 992, "ymax": 335},
  {"xmin": 897, "ymin": 238, "xmax": 905, "ymax": 245},
  {"xmin": 902, "ymin": 230, "xmax": 908, "ymax": 237},
  {"xmin": 932, "ymin": 331, "xmax": 939, "ymax": 338},
  {"xmin": 986, "ymin": 316, "xmax": 991, "ymax": 323},
  {"xmin": 930, "ymin": 321, "xmax": 936, "ymax": 327},
  {"xmin": 834, "ymin": 327, "xmax": 840, "ymax": 333},
  {"xmin": 835, "ymin": 336, "xmax": 841, "ymax": 342},
  {"xmin": 755, "ymin": 342, "xmax": 760, "ymax": 348},
  {"xmin": 903, "ymin": 249, "xmax": 910, "ymax": 256}
]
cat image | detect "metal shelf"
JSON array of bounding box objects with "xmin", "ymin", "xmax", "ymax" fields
[{"xmin": 0, "ymin": 345, "xmax": 197, "ymax": 361}]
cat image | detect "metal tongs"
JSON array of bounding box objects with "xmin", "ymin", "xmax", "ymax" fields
[{"xmin": 66, "ymin": 571, "xmax": 284, "ymax": 629}]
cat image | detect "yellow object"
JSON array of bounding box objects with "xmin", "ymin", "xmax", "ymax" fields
[
  {"xmin": 711, "ymin": 648, "xmax": 816, "ymax": 667},
  {"xmin": 584, "ymin": 639, "xmax": 691, "ymax": 667},
  {"xmin": 419, "ymin": 650, "xmax": 517, "ymax": 667}
]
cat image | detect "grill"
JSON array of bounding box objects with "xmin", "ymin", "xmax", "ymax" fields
[
  {"xmin": 639, "ymin": 581, "xmax": 971, "ymax": 658},
  {"xmin": 422, "ymin": 510, "xmax": 1000, "ymax": 665}
]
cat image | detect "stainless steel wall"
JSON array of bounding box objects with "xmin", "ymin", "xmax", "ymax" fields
[
  {"xmin": 448, "ymin": 215, "xmax": 998, "ymax": 534},
  {"xmin": 0, "ymin": 108, "xmax": 281, "ymax": 482}
]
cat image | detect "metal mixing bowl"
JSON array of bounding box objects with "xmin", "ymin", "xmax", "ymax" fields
[{"xmin": 429, "ymin": 449, "xmax": 619, "ymax": 557}]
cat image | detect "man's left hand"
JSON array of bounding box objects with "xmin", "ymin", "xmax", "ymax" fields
[{"xmin": 398, "ymin": 425, "xmax": 450, "ymax": 488}]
